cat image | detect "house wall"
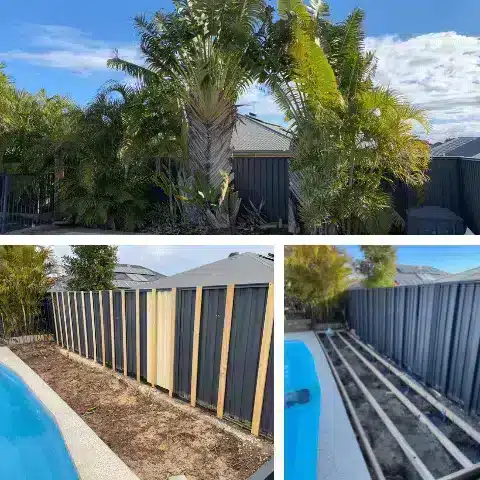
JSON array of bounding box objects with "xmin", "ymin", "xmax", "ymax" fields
[{"xmin": 232, "ymin": 156, "xmax": 289, "ymax": 224}]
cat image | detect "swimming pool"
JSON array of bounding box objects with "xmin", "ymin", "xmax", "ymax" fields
[
  {"xmin": 284, "ymin": 340, "xmax": 321, "ymax": 480},
  {"xmin": 0, "ymin": 363, "xmax": 79, "ymax": 479}
]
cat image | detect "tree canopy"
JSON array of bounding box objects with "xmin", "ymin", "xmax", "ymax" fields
[
  {"xmin": 63, "ymin": 246, "xmax": 118, "ymax": 291},
  {"xmin": 358, "ymin": 245, "xmax": 397, "ymax": 287},
  {"xmin": 285, "ymin": 245, "xmax": 352, "ymax": 307},
  {"xmin": 0, "ymin": 246, "xmax": 55, "ymax": 337}
]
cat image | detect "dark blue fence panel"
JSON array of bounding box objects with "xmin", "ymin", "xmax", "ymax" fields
[{"xmin": 348, "ymin": 280, "xmax": 480, "ymax": 415}]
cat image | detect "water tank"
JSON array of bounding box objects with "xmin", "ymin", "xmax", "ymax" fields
[
  {"xmin": 406, "ymin": 206, "xmax": 465, "ymax": 234},
  {"xmin": 284, "ymin": 341, "xmax": 321, "ymax": 480}
]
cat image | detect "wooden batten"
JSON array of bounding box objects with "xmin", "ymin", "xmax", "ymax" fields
[
  {"xmin": 90, "ymin": 291, "xmax": 97, "ymax": 362},
  {"xmin": 190, "ymin": 287, "xmax": 203, "ymax": 407},
  {"xmin": 251, "ymin": 283, "xmax": 274, "ymax": 436},
  {"xmin": 110, "ymin": 290, "xmax": 115, "ymax": 371},
  {"xmin": 99, "ymin": 291, "xmax": 106, "ymax": 366},
  {"xmin": 217, "ymin": 284, "xmax": 235, "ymax": 418},
  {"xmin": 136, "ymin": 289, "xmax": 140, "ymax": 382},
  {"xmin": 169, "ymin": 288, "xmax": 177, "ymax": 397},
  {"xmin": 81, "ymin": 292, "xmax": 88, "ymax": 358},
  {"xmin": 73, "ymin": 292, "xmax": 81, "ymax": 356},
  {"xmin": 147, "ymin": 289, "xmax": 158, "ymax": 386},
  {"xmin": 51, "ymin": 292, "xmax": 59, "ymax": 345},
  {"xmin": 122, "ymin": 290, "xmax": 127, "ymax": 377}
]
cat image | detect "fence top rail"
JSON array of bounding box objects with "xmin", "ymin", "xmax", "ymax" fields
[
  {"xmin": 349, "ymin": 278, "xmax": 480, "ymax": 293},
  {"xmin": 431, "ymin": 156, "xmax": 480, "ymax": 161},
  {"xmin": 51, "ymin": 283, "xmax": 272, "ymax": 296}
]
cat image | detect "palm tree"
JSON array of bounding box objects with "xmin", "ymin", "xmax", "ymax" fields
[
  {"xmin": 107, "ymin": 0, "xmax": 267, "ymax": 191},
  {"xmin": 272, "ymin": 0, "xmax": 431, "ymax": 234}
]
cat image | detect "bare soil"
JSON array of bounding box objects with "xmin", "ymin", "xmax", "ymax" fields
[{"xmin": 11, "ymin": 342, "xmax": 273, "ymax": 480}]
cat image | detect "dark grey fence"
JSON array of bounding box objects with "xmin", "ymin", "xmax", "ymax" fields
[
  {"xmin": 174, "ymin": 284, "xmax": 273, "ymax": 436},
  {"xmin": 348, "ymin": 281, "xmax": 480, "ymax": 415},
  {"xmin": 394, "ymin": 156, "xmax": 480, "ymax": 233},
  {"xmin": 0, "ymin": 173, "xmax": 55, "ymax": 233},
  {"xmin": 51, "ymin": 283, "xmax": 273, "ymax": 438},
  {"xmin": 232, "ymin": 156, "xmax": 289, "ymax": 224}
]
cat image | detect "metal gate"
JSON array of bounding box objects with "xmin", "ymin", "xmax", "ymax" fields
[{"xmin": 0, "ymin": 173, "xmax": 55, "ymax": 233}]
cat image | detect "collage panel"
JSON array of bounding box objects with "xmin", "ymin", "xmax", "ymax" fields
[
  {"xmin": 0, "ymin": 245, "xmax": 274, "ymax": 479},
  {"xmin": 285, "ymin": 245, "xmax": 480, "ymax": 480}
]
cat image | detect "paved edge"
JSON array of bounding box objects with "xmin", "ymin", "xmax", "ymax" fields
[
  {"xmin": 0, "ymin": 347, "xmax": 139, "ymax": 480},
  {"xmin": 285, "ymin": 331, "xmax": 372, "ymax": 480}
]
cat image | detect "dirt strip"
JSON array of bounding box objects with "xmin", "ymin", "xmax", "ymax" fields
[{"xmin": 11, "ymin": 342, "xmax": 273, "ymax": 480}]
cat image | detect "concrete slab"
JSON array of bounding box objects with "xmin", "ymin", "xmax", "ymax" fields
[
  {"xmin": 0, "ymin": 347, "xmax": 139, "ymax": 480},
  {"xmin": 285, "ymin": 331, "xmax": 371, "ymax": 480}
]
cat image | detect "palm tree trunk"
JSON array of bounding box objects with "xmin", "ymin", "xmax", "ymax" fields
[{"xmin": 186, "ymin": 106, "xmax": 235, "ymax": 191}]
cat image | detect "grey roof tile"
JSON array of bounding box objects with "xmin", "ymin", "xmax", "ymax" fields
[
  {"xmin": 145, "ymin": 252, "xmax": 274, "ymax": 288},
  {"xmin": 431, "ymin": 137, "xmax": 480, "ymax": 157},
  {"xmin": 231, "ymin": 114, "xmax": 291, "ymax": 153}
]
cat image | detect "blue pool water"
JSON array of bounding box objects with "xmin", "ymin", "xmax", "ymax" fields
[
  {"xmin": 284, "ymin": 341, "xmax": 321, "ymax": 480},
  {"xmin": 0, "ymin": 363, "xmax": 79, "ymax": 479}
]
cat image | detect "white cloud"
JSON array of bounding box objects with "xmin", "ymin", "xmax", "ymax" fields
[
  {"xmin": 1, "ymin": 24, "xmax": 141, "ymax": 76},
  {"xmin": 366, "ymin": 32, "xmax": 480, "ymax": 142}
]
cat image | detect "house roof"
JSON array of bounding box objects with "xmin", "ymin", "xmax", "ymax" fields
[
  {"xmin": 113, "ymin": 263, "xmax": 165, "ymax": 288},
  {"xmin": 395, "ymin": 264, "xmax": 450, "ymax": 286},
  {"xmin": 50, "ymin": 263, "xmax": 165, "ymax": 290},
  {"xmin": 231, "ymin": 114, "xmax": 292, "ymax": 155},
  {"xmin": 435, "ymin": 266, "xmax": 480, "ymax": 283},
  {"xmin": 431, "ymin": 137, "xmax": 480, "ymax": 158},
  {"xmin": 145, "ymin": 252, "xmax": 274, "ymax": 288},
  {"xmin": 349, "ymin": 264, "xmax": 450, "ymax": 289}
]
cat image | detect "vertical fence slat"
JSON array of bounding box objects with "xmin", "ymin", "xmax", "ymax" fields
[
  {"xmin": 82, "ymin": 292, "xmax": 88, "ymax": 358},
  {"xmin": 122, "ymin": 289, "xmax": 127, "ymax": 376},
  {"xmin": 109, "ymin": 290, "xmax": 115, "ymax": 371},
  {"xmin": 217, "ymin": 284, "xmax": 235, "ymax": 418},
  {"xmin": 136, "ymin": 289, "xmax": 140, "ymax": 382},
  {"xmin": 190, "ymin": 286, "xmax": 203, "ymax": 407},
  {"xmin": 67, "ymin": 291, "xmax": 74, "ymax": 351},
  {"xmin": 74, "ymin": 292, "xmax": 81, "ymax": 356},
  {"xmin": 55, "ymin": 292, "xmax": 64, "ymax": 347},
  {"xmin": 62, "ymin": 291, "xmax": 69, "ymax": 350},
  {"xmin": 169, "ymin": 288, "xmax": 177, "ymax": 397},
  {"xmin": 251, "ymin": 283, "xmax": 274, "ymax": 436},
  {"xmin": 90, "ymin": 291, "xmax": 97, "ymax": 363},
  {"xmin": 147, "ymin": 289, "xmax": 158, "ymax": 385},
  {"xmin": 51, "ymin": 292, "xmax": 59, "ymax": 345},
  {"xmin": 99, "ymin": 291, "xmax": 106, "ymax": 367}
]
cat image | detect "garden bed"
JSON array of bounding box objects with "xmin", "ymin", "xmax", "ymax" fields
[{"xmin": 11, "ymin": 342, "xmax": 273, "ymax": 480}]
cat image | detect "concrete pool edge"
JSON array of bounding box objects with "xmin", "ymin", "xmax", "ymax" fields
[
  {"xmin": 0, "ymin": 347, "xmax": 139, "ymax": 480},
  {"xmin": 285, "ymin": 331, "xmax": 371, "ymax": 480}
]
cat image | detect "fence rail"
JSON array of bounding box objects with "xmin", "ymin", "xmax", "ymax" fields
[
  {"xmin": 50, "ymin": 283, "xmax": 274, "ymax": 437},
  {"xmin": 348, "ymin": 280, "xmax": 480, "ymax": 416}
]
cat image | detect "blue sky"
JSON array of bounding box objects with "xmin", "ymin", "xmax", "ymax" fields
[
  {"xmin": 1, "ymin": 0, "xmax": 479, "ymax": 140},
  {"xmin": 343, "ymin": 246, "xmax": 480, "ymax": 274},
  {"xmin": 51, "ymin": 245, "xmax": 273, "ymax": 276}
]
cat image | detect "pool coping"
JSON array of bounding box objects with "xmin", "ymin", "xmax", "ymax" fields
[
  {"xmin": 285, "ymin": 331, "xmax": 371, "ymax": 480},
  {"xmin": 0, "ymin": 346, "xmax": 139, "ymax": 480}
]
